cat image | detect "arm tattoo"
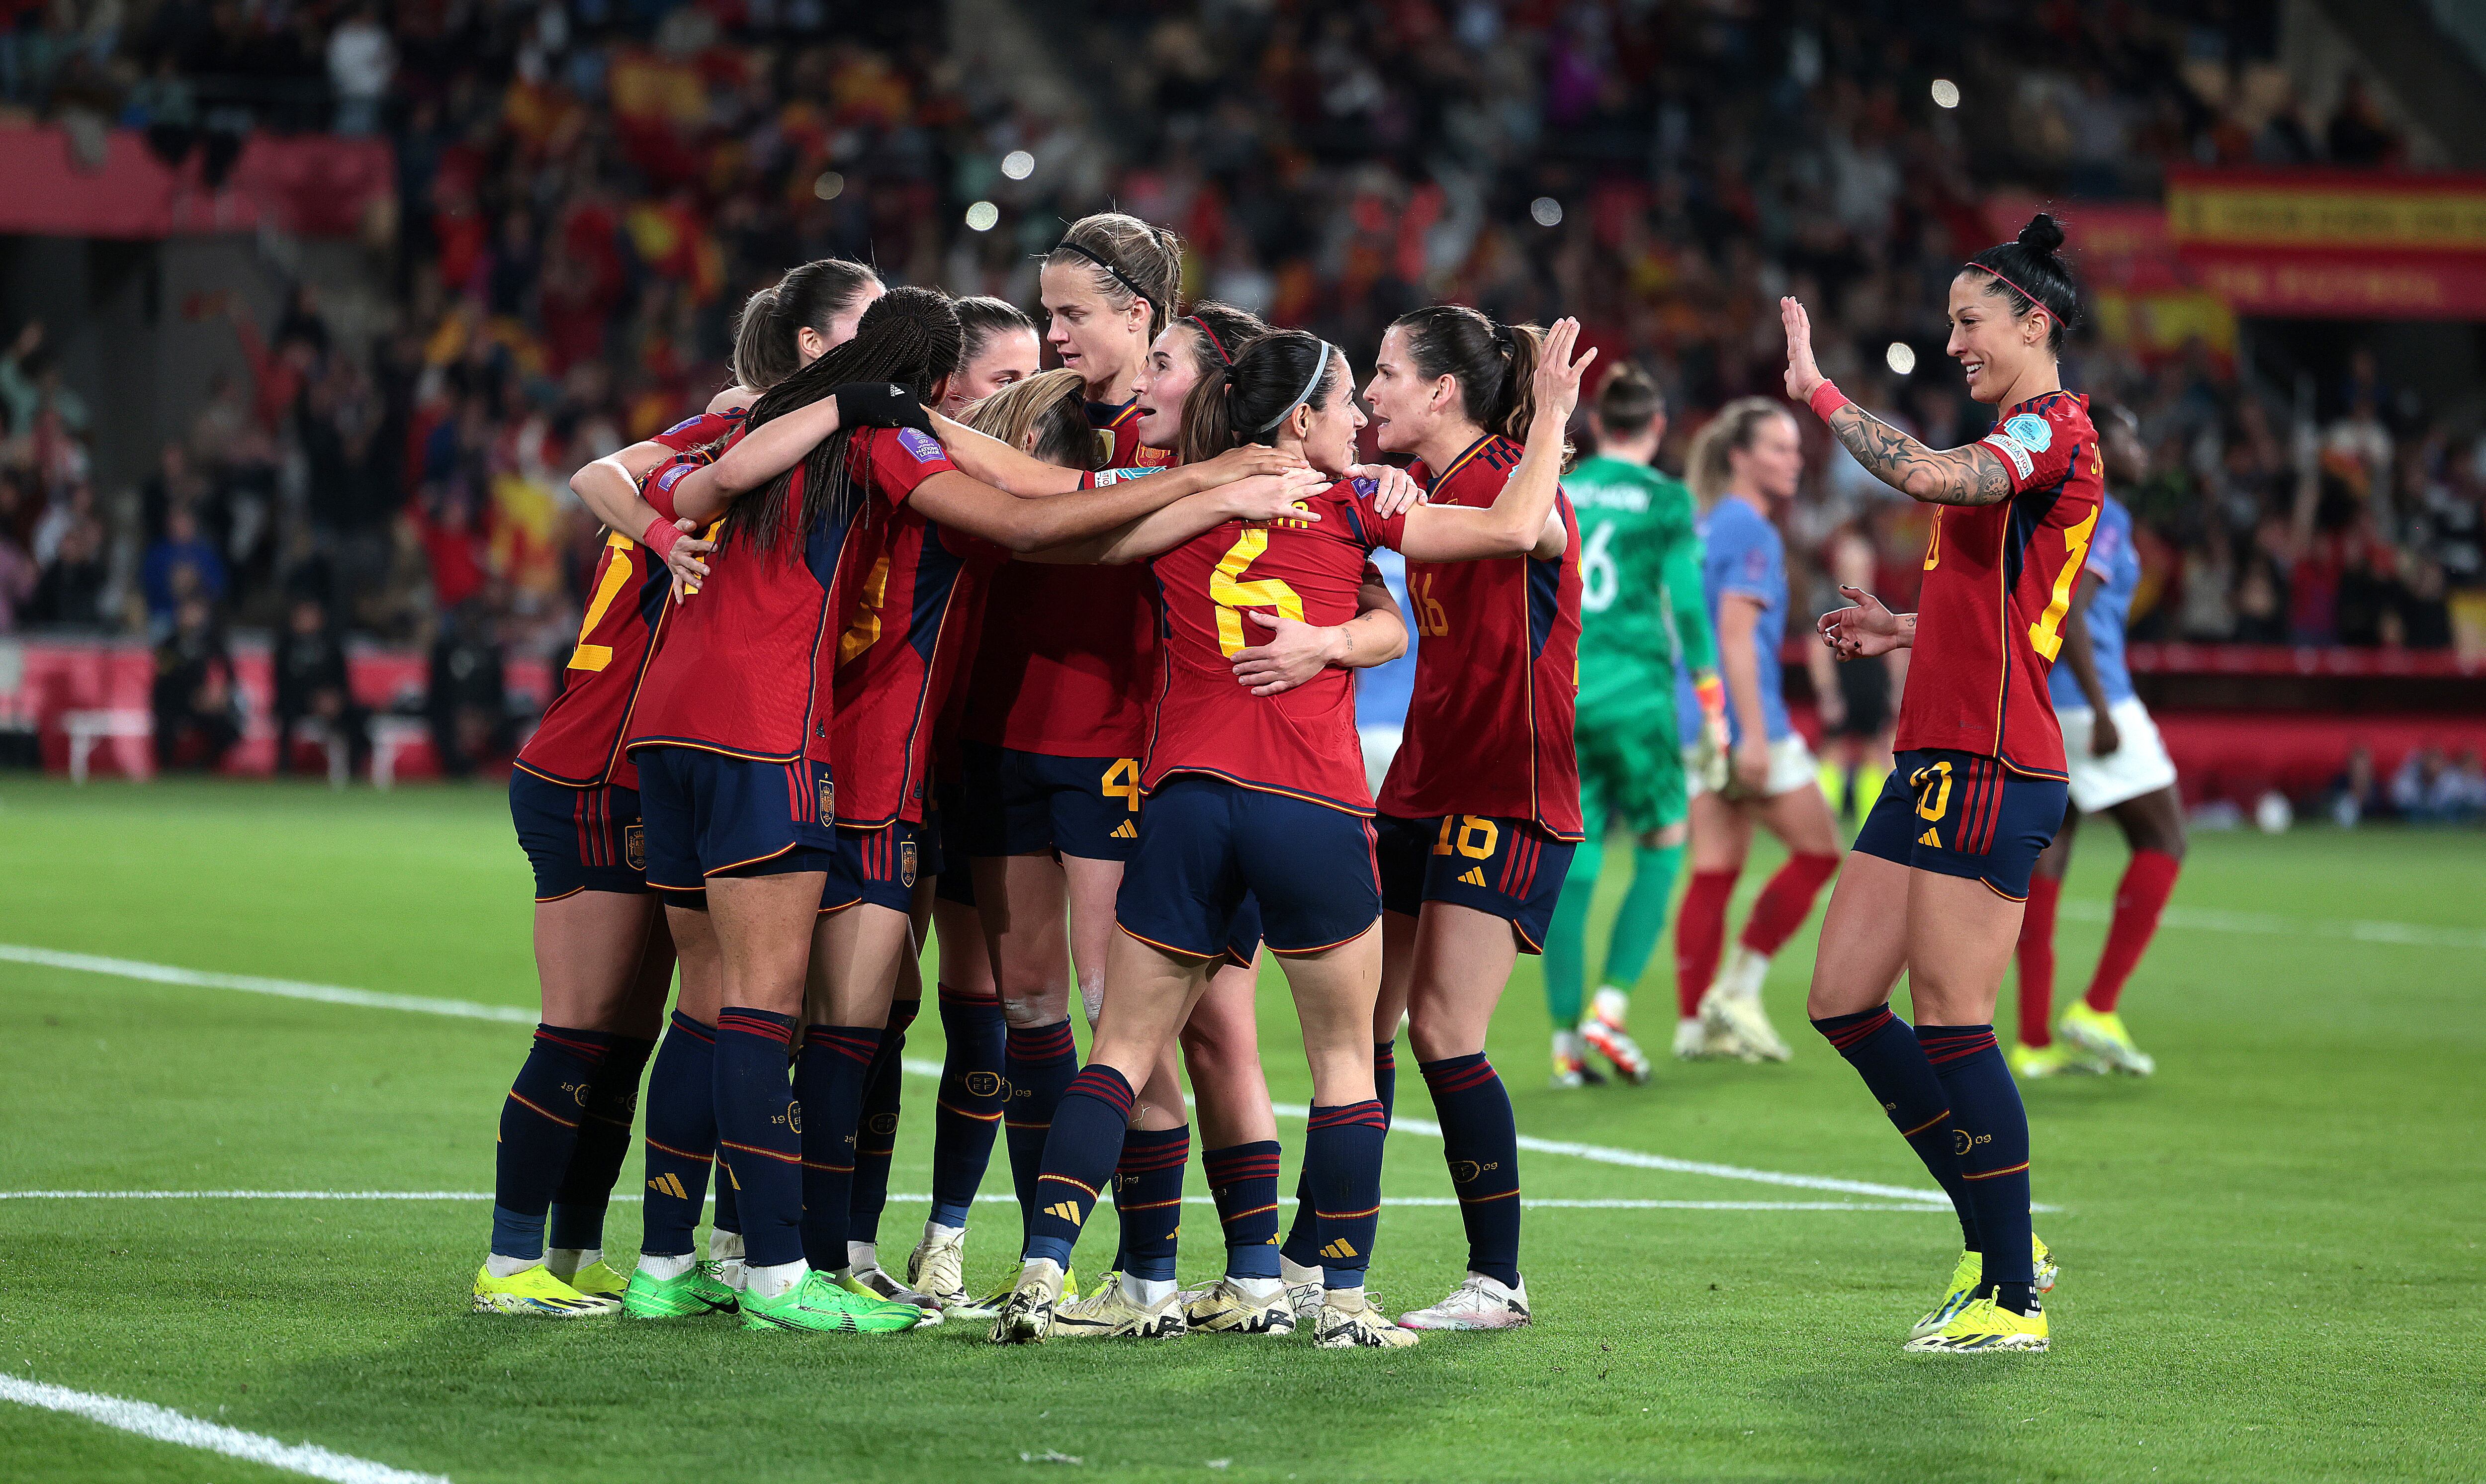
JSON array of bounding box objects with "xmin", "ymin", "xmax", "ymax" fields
[{"xmin": 1827, "ymin": 405, "xmax": 2014, "ymax": 507}]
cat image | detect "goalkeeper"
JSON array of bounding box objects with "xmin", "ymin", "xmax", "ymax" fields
[{"xmin": 1543, "ymin": 364, "xmax": 1725, "ymax": 1086}]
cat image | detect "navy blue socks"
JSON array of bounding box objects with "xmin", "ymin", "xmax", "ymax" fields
[
  {"xmin": 930, "ymin": 987, "xmax": 1006, "ymax": 1227},
  {"xmin": 1022, "ymin": 1065, "xmax": 1133, "ymax": 1271},
  {"xmin": 1420, "ymin": 1052, "xmax": 1521, "ymax": 1288},
  {"xmin": 1304, "ymin": 1101, "xmax": 1388, "ymax": 1288},
  {"xmin": 795, "ymin": 1024, "xmax": 882, "ymax": 1272},
  {"xmin": 847, "ymin": 999, "xmax": 916, "ymax": 1249},
  {"xmin": 638, "ymin": 1012, "xmax": 717, "ymax": 1258},
  {"xmin": 1919, "ymin": 1024, "xmax": 2035, "ymax": 1312},
  {"xmin": 712, "ymin": 1007, "xmax": 803, "ymax": 1269},
  {"xmin": 1004, "ymin": 1020, "xmax": 1079, "ymax": 1242},
  {"xmin": 1813, "ymin": 1005, "xmax": 1981, "ymax": 1253},
  {"xmin": 547, "ymin": 1033, "xmax": 653, "ymax": 1253},
  {"xmin": 1202, "ymin": 1140, "xmax": 1283, "ymax": 1281},
  {"xmin": 1112, "ymin": 1125, "xmax": 1189, "ymax": 1283},
  {"xmin": 491, "ymin": 1025, "xmax": 611, "ymax": 1260}
]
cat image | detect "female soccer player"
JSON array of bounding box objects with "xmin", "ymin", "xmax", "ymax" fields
[
  {"xmin": 940, "ymin": 297, "xmax": 1043, "ymax": 415},
  {"xmin": 1798, "ymin": 213, "xmax": 2092, "ymax": 1354},
  {"xmin": 622, "ymin": 287, "xmax": 1272, "ymax": 1336},
  {"xmin": 468, "ymin": 258, "xmax": 884, "ymax": 1318},
  {"xmin": 988, "ymin": 321, "xmax": 1595, "ymax": 1349},
  {"xmin": 1671, "ymin": 400, "xmax": 1843, "ymax": 1065},
  {"xmin": 1341, "ymin": 306, "xmax": 1583, "ymax": 1333},
  {"xmin": 2013, "ymin": 405, "xmax": 2183, "ymax": 1079},
  {"xmin": 1540, "ymin": 363, "xmax": 1724, "ymax": 1088}
]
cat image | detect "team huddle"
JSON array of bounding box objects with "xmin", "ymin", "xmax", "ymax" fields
[{"xmin": 468, "ymin": 207, "xmax": 2151, "ymax": 1356}]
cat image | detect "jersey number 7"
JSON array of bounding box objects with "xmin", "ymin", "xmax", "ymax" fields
[{"xmin": 1212, "ymin": 528, "xmax": 1304, "ymax": 656}]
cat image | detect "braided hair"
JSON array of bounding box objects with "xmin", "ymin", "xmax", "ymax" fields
[{"xmin": 725, "ymin": 286, "xmax": 961, "ymax": 555}]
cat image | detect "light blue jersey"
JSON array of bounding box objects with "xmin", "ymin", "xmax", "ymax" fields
[
  {"xmin": 1356, "ymin": 546, "xmax": 1418, "ymax": 731},
  {"xmin": 2049, "ymin": 494, "xmax": 2138, "ymax": 709},
  {"xmin": 1681, "ymin": 495, "xmax": 1789, "ymax": 745}
]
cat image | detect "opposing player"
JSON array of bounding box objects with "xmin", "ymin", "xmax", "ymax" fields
[
  {"xmin": 1798, "ymin": 213, "xmax": 2094, "ymax": 1354},
  {"xmin": 988, "ymin": 321, "xmax": 1595, "ymax": 1349},
  {"xmin": 2014, "ymin": 405, "xmax": 2183, "ymax": 1078},
  {"xmin": 1325, "ymin": 306, "xmax": 1586, "ymax": 1333},
  {"xmin": 1540, "ymin": 363, "xmax": 1724, "ymax": 1087},
  {"xmin": 1671, "ymin": 400, "xmax": 1843, "ymax": 1063},
  {"xmin": 622, "ymin": 288, "xmax": 1265, "ymax": 1336}
]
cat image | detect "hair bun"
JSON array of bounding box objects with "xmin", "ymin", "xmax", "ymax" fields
[{"xmin": 2018, "ymin": 212, "xmax": 2066, "ymax": 258}]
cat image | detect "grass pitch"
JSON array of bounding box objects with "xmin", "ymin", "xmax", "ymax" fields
[{"xmin": 0, "ymin": 777, "xmax": 2480, "ymax": 1483}]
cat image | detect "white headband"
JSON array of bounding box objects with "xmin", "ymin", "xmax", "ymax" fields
[{"xmin": 1256, "ymin": 342, "xmax": 1333, "ymax": 433}]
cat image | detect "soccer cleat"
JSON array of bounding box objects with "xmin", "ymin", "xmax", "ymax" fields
[
  {"xmin": 565, "ymin": 1258, "xmax": 630, "ymax": 1303},
  {"xmin": 969, "ymin": 1262, "xmax": 1076, "ymax": 1317},
  {"xmin": 471, "ymin": 1262, "xmax": 620, "ymax": 1317},
  {"xmin": 2033, "ymin": 1233, "xmax": 2059, "ymax": 1293},
  {"xmin": 1698, "ymin": 982, "xmax": 1790, "ymax": 1061},
  {"xmin": 1550, "ymin": 1029, "xmax": 1600, "ymax": 1088},
  {"xmin": 1903, "ymin": 1294, "xmax": 2048, "ymax": 1353},
  {"xmin": 906, "ymin": 1225, "xmax": 981, "ymax": 1315},
  {"xmin": 1181, "ymin": 1278, "xmax": 1295, "ymax": 1335},
  {"xmin": 1589, "ymin": 986, "xmax": 1633, "ymax": 1031},
  {"xmin": 2057, "ymin": 1002, "xmax": 2155, "ymax": 1076},
  {"xmin": 1051, "ymin": 1282, "xmax": 1189, "ymax": 1339},
  {"xmin": 1673, "ymin": 1016, "xmax": 1752, "ymax": 1062},
  {"xmin": 1397, "ymin": 1272, "xmax": 1531, "ymax": 1331},
  {"xmin": 987, "ymin": 1260, "xmax": 1065, "ymax": 1344},
  {"xmin": 1580, "ymin": 1017, "xmax": 1652, "ymax": 1085},
  {"xmin": 741, "ymin": 1270, "xmax": 923, "ymax": 1335},
  {"xmin": 622, "ymin": 1260, "xmax": 739, "ymax": 1318},
  {"xmin": 1909, "ymin": 1237, "xmax": 2060, "ymax": 1339},
  {"xmin": 1315, "ymin": 1291, "xmax": 1420, "ymax": 1349},
  {"xmin": 2010, "ymin": 1042, "xmax": 2103, "ymax": 1079},
  {"xmin": 843, "ymin": 1267, "xmax": 945, "ymax": 1325}
]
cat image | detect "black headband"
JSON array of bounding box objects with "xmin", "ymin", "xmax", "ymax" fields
[{"xmin": 1052, "ymin": 240, "xmax": 1158, "ymax": 316}]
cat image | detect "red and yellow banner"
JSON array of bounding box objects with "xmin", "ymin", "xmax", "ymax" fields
[{"xmin": 2166, "ymin": 169, "xmax": 2486, "ymax": 319}]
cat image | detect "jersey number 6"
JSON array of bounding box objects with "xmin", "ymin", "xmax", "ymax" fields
[{"xmin": 1211, "ymin": 528, "xmax": 1304, "ymax": 656}]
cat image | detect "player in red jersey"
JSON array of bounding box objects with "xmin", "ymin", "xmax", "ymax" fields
[
  {"xmin": 622, "ymin": 287, "xmax": 1302, "ymax": 1336},
  {"xmin": 989, "ymin": 322, "xmax": 1596, "ymax": 1349},
  {"xmin": 538, "ymin": 259, "xmax": 881, "ymax": 1321},
  {"xmin": 1798, "ymin": 214, "xmax": 2095, "ymax": 1354},
  {"xmin": 940, "ymin": 298, "xmax": 1044, "ymax": 415},
  {"xmin": 1327, "ymin": 306, "xmax": 1583, "ymax": 1333}
]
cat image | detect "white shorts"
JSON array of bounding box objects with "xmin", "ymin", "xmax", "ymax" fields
[
  {"xmin": 1359, "ymin": 724, "xmax": 1403, "ymax": 799},
  {"xmin": 2058, "ymin": 698, "xmax": 2179, "ymax": 813},
  {"xmin": 1686, "ymin": 732, "xmax": 1818, "ymax": 801}
]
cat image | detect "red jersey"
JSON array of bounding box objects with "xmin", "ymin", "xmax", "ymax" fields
[
  {"xmin": 1374, "ymin": 435, "xmax": 1584, "ymax": 839},
  {"xmin": 1143, "ymin": 477, "xmax": 1392, "ymax": 813},
  {"xmin": 1897, "ymin": 390, "xmax": 2104, "ymax": 778},
  {"xmin": 959, "ymin": 398, "xmax": 1175, "ymax": 758},
  {"xmin": 515, "ymin": 409, "xmax": 742, "ymax": 790},
  {"xmin": 832, "ymin": 500, "xmax": 1007, "ymax": 826},
  {"xmin": 627, "ymin": 425, "xmax": 956, "ymax": 765}
]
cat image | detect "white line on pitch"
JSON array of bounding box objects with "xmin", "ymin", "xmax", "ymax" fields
[
  {"xmin": 0, "ymin": 1190, "xmax": 1941, "ymax": 1213},
  {"xmin": 0, "ymin": 1374, "xmax": 450, "ymax": 1484},
  {"xmin": 0, "ymin": 944, "xmax": 1954, "ymax": 1206},
  {"xmin": 2054, "ymin": 898, "xmax": 2486, "ymax": 951}
]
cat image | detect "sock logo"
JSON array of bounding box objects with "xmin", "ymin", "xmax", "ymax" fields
[
  {"xmin": 1449, "ymin": 1159, "xmax": 1486, "ymax": 1183},
  {"xmin": 1457, "ymin": 867, "xmax": 1489, "ymax": 888},
  {"xmin": 564, "ymin": 1080, "xmax": 592, "ymax": 1107},
  {"xmin": 1319, "ymin": 1238, "xmax": 1359, "ymax": 1260},
  {"xmin": 647, "ymin": 1172, "xmax": 689, "ymax": 1200},
  {"xmin": 1953, "ymin": 1129, "xmax": 1989, "ymax": 1156},
  {"xmin": 965, "ymin": 1072, "xmax": 1002, "ymax": 1098},
  {"xmin": 868, "ymin": 1113, "xmax": 899, "ymax": 1136},
  {"xmin": 778, "ymin": 1100, "xmax": 803, "ymax": 1135},
  {"xmin": 1110, "ymin": 820, "xmax": 1138, "ymax": 839},
  {"xmin": 1043, "ymin": 1201, "xmax": 1085, "ymax": 1227}
]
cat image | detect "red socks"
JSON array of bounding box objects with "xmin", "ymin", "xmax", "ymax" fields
[
  {"xmin": 2087, "ymin": 849, "xmax": 2181, "ymax": 1014},
  {"xmin": 1738, "ymin": 853, "xmax": 1840, "ymax": 957},
  {"xmin": 1673, "ymin": 870, "xmax": 1738, "ymax": 1019},
  {"xmin": 2015, "ymin": 874, "xmax": 2061, "ymax": 1047}
]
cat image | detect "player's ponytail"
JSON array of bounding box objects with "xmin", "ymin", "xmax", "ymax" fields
[
  {"xmin": 1391, "ymin": 304, "xmax": 1566, "ymax": 459},
  {"xmin": 1045, "ymin": 213, "xmax": 1184, "ymax": 339},
  {"xmin": 1594, "ymin": 362, "xmax": 1666, "ymax": 440},
  {"xmin": 731, "ymin": 258, "xmax": 883, "ymax": 392},
  {"xmin": 1964, "ymin": 213, "xmax": 2079, "ymax": 354},
  {"xmin": 1686, "ymin": 397, "xmax": 1793, "ymax": 509},
  {"xmin": 961, "ymin": 367, "xmax": 1097, "ymax": 472},
  {"xmin": 1177, "ymin": 329, "xmax": 1341, "ymax": 467},
  {"xmin": 728, "ymin": 285, "xmax": 962, "ymax": 555}
]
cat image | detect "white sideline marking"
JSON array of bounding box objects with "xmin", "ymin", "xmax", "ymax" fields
[
  {"xmin": 2054, "ymin": 899, "xmax": 2486, "ymax": 952},
  {"xmin": 0, "ymin": 1190, "xmax": 1939, "ymax": 1214},
  {"xmin": 0, "ymin": 1374, "xmax": 450, "ymax": 1484}
]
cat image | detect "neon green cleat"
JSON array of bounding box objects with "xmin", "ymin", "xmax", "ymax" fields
[
  {"xmin": 741, "ymin": 1270, "xmax": 922, "ymax": 1334},
  {"xmin": 622, "ymin": 1260, "xmax": 739, "ymax": 1318},
  {"xmin": 1904, "ymin": 1295, "xmax": 2048, "ymax": 1353},
  {"xmin": 565, "ymin": 1259, "xmax": 630, "ymax": 1303},
  {"xmin": 2057, "ymin": 1002, "xmax": 2155, "ymax": 1075},
  {"xmin": 471, "ymin": 1262, "xmax": 619, "ymax": 1317},
  {"xmin": 1909, "ymin": 1236, "xmax": 2058, "ymax": 1339},
  {"xmin": 2010, "ymin": 1042, "xmax": 2104, "ymax": 1079},
  {"xmin": 838, "ymin": 1271, "xmax": 944, "ymax": 1326}
]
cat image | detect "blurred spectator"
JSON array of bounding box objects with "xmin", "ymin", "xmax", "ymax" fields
[
  {"xmin": 2390, "ymin": 747, "xmax": 2485, "ymax": 824},
  {"xmin": 326, "ymin": 2, "xmax": 392, "ymax": 136},
  {"xmin": 151, "ymin": 593, "xmax": 241, "ymax": 772},
  {"xmin": 29, "ymin": 483, "xmax": 111, "ymax": 627},
  {"xmin": 0, "ymin": 323, "xmax": 89, "ymax": 436},
  {"xmin": 140, "ymin": 505, "xmax": 226, "ymax": 629},
  {"xmin": 2329, "ymin": 745, "xmax": 2387, "ymax": 827},
  {"xmin": 273, "ymin": 595, "xmax": 372, "ymax": 776},
  {"xmin": 427, "ymin": 595, "xmax": 510, "ymax": 778}
]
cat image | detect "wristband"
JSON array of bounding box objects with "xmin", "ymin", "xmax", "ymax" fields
[
  {"xmin": 1693, "ymin": 673, "xmax": 1726, "ymax": 717},
  {"xmin": 833, "ymin": 381, "xmax": 934, "ymax": 435},
  {"xmin": 639, "ymin": 514, "xmax": 685, "ymax": 560},
  {"xmin": 1807, "ymin": 380, "xmax": 1852, "ymax": 421}
]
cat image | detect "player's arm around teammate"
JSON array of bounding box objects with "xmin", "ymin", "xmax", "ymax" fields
[{"xmin": 1794, "ymin": 214, "xmax": 2098, "ymax": 1354}]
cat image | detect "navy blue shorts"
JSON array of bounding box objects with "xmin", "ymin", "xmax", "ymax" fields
[
  {"xmin": 933, "ymin": 782, "xmax": 976, "ymax": 907},
  {"xmin": 1851, "ymin": 749, "xmax": 2069, "ymax": 901},
  {"xmin": 632, "ymin": 746, "xmax": 838, "ymax": 893},
  {"xmin": 1374, "ymin": 811, "xmax": 1575, "ymax": 955},
  {"xmin": 957, "ymin": 742, "xmax": 1141, "ymax": 863},
  {"xmin": 1221, "ymin": 897, "xmax": 1263, "ymax": 971},
  {"xmin": 1116, "ymin": 776, "xmax": 1379, "ymax": 959},
  {"xmin": 824, "ymin": 819, "xmax": 929, "ymax": 914},
  {"xmin": 509, "ymin": 770, "xmax": 648, "ymax": 900}
]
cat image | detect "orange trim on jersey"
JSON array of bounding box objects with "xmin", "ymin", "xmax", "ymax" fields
[
  {"xmin": 1117, "ymin": 922, "xmax": 1221, "ymax": 962},
  {"xmin": 1996, "ymin": 747, "xmax": 2070, "ymax": 783},
  {"xmin": 1146, "ymin": 767, "xmax": 1373, "ymax": 817},
  {"xmin": 625, "ymin": 736, "xmax": 807, "ymax": 765}
]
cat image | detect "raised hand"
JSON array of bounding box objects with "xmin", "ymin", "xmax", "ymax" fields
[
  {"xmin": 1781, "ymin": 296, "xmax": 1823, "ymax": 404},
  {"xmin": 1532, "ymin": 316, "xmax": 1598, "ymax": 429}
]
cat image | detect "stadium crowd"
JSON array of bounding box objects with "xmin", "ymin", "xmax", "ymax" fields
[{"xmin": 0, "ymin": 0, "xmax": 2479, "ymax": 758}]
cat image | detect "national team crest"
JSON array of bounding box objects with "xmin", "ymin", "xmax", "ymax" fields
[
  {"xmin": 899, "ymin": 840, "xmax": 918, "ymax": 887},
  {"xmin": 624, "ymin": 824, "xmax": 645, "ymax": 872}
]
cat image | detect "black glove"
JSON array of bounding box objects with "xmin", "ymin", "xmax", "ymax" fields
[{"xmin": 832, "ymin": 382, "xmax": 934, "ymax": 435}]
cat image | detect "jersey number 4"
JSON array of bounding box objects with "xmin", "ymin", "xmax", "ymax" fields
[
  {"xmin": 567, "ymin": 533, "xmax": 636, "ymax": 673},
  {"xmin": 1211, "ymin": 528, "xmax": 1304, "ymax": 656}
]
